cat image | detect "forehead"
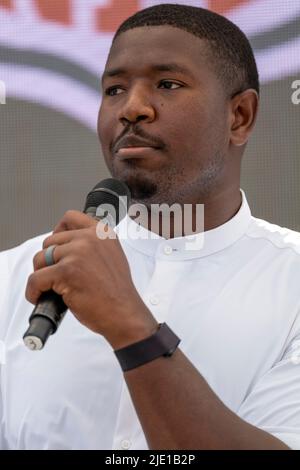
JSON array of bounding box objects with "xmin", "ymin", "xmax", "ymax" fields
[{"xmin": 102, "ymin": 25, "xmax": 211, "ymax": 83}]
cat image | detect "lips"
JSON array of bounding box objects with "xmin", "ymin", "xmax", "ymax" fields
[
  {"xmin": 116, "ymin": 146, "xmax": 160, "ymax": 160},
  {"xmin": 114, "ymin": 134, "xmax": 161, "ymax": 154}
]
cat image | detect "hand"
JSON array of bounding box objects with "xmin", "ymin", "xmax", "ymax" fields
[{"xmin": 25, "ymin": 210, "xmax": 158, "ymax": 349}]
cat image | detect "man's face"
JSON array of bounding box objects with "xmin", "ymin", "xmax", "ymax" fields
[{"xmin": 98, "ymin": 25, "xmax": 231, "ymax": 206}]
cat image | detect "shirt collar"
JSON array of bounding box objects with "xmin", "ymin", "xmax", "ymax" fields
[{"xmin": 115, "ymin": 189, "xmax": 252, "ymax": 260}]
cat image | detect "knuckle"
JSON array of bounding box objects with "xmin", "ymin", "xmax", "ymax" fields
[
  {"xmin": 42, "ymin": 237, "xmax": 50, "ymax": 249},
  {"xmin": 25, "ymin": 273, "xmax": 36, "ymax": 302},
  {"xmin": 64, "ymin": 210, "xmax": 72, "ymax": 219},
  {"xmin": 27, "ymin": 272, "xmax": 36, "ymax": 288},
  {"xmin": 32, "ymin": 252, "xmax": 40, "ymax": 270},
  {"xmin": 68, "ymin": 238, "xmax": 90, "ymax": 262},
  {"xmin": 75, "ymin": 238, "xmax": 89, "ymax": 254},
  {"xmin": 58, "ymin": 257, "xmax": 72, "ymax": 275},
  {"xmin": 64, "ymin": 209, "xmax": 76, "ymax": 220}
]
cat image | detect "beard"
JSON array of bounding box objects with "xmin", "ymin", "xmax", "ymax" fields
[
  {"xmin": 109, "ymin": 160, "xmax": 158, "ymax": 204},
  {"xmin": 109, "ymin": 149, "xmax": 225, "ymax": 206},
  {"xmin": 123, "ymin": 173, "xmax": 158, "ymax": 201}
]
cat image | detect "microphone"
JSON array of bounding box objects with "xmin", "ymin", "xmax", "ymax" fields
[{"xmin": 23, "ymin": 178, "xmax": 131, "ymax": 351}]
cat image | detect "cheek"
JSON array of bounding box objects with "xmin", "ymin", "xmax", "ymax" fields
[
  {"xmin": 175, "ymin": 104, "xmax": 212, "ymax": 154},
  {"xmin": 187, "ymin": 102, "xmax": 226, "ymax": 150},
  {"xmin": 97, "ymin": 110, "xmax": 114, "ymax": 171},
  {"xmin": 98, "ymin": 106, "xmax": 114, "ymax": 151},
  {"xmin": 97, "ymin": 106, "xmax": 106, "ymax": 141}
]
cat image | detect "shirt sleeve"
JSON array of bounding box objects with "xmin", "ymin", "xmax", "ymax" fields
[{"xmin": 237, "ymin": 313, "xmax": 300, "ymax": 450}]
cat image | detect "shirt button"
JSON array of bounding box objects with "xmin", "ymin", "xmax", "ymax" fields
[
  {"xmin": 164, "ymin": 245, "xmax": 173, "ymax": 255},
  {"xmin": 121, "ymin": 439, "xmax": 131, "ymax": 449},
  {"xmin": 150, "ymin": 295, "xmax": 160, "ymax": 305}
]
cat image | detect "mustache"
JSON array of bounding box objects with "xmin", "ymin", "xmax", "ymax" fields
[{"xmin": 112, "ymin": 126, "xmax": 165, "ymax": 153}]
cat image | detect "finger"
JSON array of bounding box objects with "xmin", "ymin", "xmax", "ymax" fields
[
  {"xmin": 42, "ymin": 228, "xmax": 86, "ymax": 250},
  {"xmin": 33, "ymin": 243, "xmax": 65, "ymax": 272},
  {"xmin": 53, "ymin": 210, "xmax": 97, "ymax": 234},
  {"xmin": 95, "ymin": 219, "xmax": 117, "ymax": 240},
  {"xmin": 25, "ymin": 264, "xmax": 60, "ymax": 305}
]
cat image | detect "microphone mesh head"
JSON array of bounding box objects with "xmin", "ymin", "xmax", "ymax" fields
[{"xmin": 83, "ymin": 178, "xmax": 131, "ymax": 226}]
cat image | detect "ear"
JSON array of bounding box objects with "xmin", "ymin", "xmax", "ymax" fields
[{"xmin": 229, "ymin": 89, "xmax": 259, "ymax": 147}]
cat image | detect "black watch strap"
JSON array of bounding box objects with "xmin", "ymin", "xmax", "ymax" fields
[{"xmin": 114, "ymin": 323, "xmax": 181, "ymax": 372}]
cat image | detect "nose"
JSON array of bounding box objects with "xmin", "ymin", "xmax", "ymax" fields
[{"xmin": 118, "ymin": 84, "xmax": 156, "ymax": 126}]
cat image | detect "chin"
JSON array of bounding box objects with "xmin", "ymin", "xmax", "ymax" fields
[{"xmin": 111, "ymin": 168, "xmax": 157, "ymax": 201}]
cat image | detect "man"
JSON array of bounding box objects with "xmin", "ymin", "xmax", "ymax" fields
[{"xmin": 0, "ymin": 4, "xmax": 299, "ymax": 450}]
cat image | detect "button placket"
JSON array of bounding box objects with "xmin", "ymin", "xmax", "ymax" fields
[
  {"xmin": 142, "ymin": 256, "xmax": 185, "ymax": 325},
  {"xmin": 112, "ymin": 381, "xmax": 140, "ymax": 450},
  {"xmin": 149, "ymin": 295, "xmax": 160, "ymax": 306},
  {"xmin": 121, "ymin": 439, "xmax": 131, "ymax": 449},
  {"xmin": 163, "ymin": 245, "xmax": 173, "ymax": 255}
]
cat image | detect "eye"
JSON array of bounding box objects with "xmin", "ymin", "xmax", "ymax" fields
[
  {"xmin": 105, "ymin": 80, "xmax": 182, "ymax": 96},
  {"xmin": 104, "ymin": 86, "xmax": 123, "ymax": 96},
  {"xmin": 158, "ymin": 80, "xmax": 182, "ymax": 90}
]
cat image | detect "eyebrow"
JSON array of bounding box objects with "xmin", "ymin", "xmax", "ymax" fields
[{"xmin": 101, "ymin": 63, "xmax": 195, "ymax": 83}]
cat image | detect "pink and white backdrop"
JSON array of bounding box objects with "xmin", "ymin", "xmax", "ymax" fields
[{"xmin": 0, "ymin": 0, "xmax": 299, "ymax": 249}]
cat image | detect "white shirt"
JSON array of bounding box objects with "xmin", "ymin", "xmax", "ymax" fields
[{"xmin": 0, "ymin": 189, "xmax": 300, "ymax": 450}]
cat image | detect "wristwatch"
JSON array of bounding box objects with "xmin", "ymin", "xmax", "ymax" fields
[{"xmin": 114, "ymin": 322, "xmax": 181, "ymax": 372}]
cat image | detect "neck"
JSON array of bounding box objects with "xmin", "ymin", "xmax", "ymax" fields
[{"xmin": 129, "ymin": 186, "xmax": 242, "ymax": 239}]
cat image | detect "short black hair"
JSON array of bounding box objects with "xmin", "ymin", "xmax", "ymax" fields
[{"xmin": 113, "ymin": 3, "xmax": 259, "ymax": 98}]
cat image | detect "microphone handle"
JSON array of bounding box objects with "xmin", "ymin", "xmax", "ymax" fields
[
  {"xmin": 23, "ymin": 211, "xmax": 115, "ymax": 350},
  {"xmin": 23, "ymin": 291, "xmax": 68, "ymax": 350}
]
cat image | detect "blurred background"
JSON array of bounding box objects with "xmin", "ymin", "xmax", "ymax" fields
[{"xmin": 0, "ymin": 0, "xmax": 299, "ymax": 251}]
